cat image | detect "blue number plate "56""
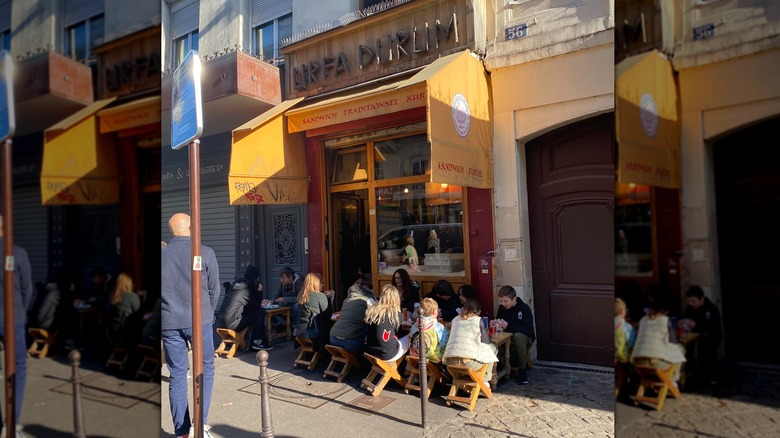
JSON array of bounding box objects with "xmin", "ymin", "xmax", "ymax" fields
[{"xmin": 505, "ymin": 23, "xmax": 528, "ymax": 41}]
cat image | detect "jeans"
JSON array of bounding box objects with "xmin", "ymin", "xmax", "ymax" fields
[
  {"xmin": 0, "ymin": 323, "xmax": 27, "ymax": 424},
  {"xmin": 329, "ymin": 335, "xmax": 365, "ymax": 354},
  {"xmin": 162, "ymin": 324, "xmax": 215, "ymax": 436}
]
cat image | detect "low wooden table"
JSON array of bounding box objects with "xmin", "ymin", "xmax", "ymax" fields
[
  {"xmin": 678, "ymin": 332, "xmax": 700, "ymax": 388},
  {"xmin": 265, "ymin": 306, "xmax": 292, "ymax": 343},
  {"xmin": 490, "ymin": 332, "xmax": 512, "ymax": 387}
]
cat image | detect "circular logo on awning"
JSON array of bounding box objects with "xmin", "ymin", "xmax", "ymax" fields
[
  {"xmin": 451, "ymin": 93, "xmax": 471, "ymax": 137},
  {"xmin": 639, "ymin": 93, "xmax": 658, "ymax": 138}
]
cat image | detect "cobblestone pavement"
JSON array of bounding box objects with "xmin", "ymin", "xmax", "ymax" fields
[
  {"xmin": 615, "ymin": 365, "xmax": 780, "ymax": 438},
  {"xmin": 427, "ymin": 363, "xmax": 615, "ymax": 438}
]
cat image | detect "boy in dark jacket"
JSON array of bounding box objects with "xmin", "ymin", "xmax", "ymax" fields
[
  {"xmin": 273, "ymin": 266, "xmax": 303, "ymax": 329},
  {"xmin": 496, "ymin": 285, "xmax": 536, "ymax": 385},
  {"xmin": 217, "ymin": 264, "xmax": 272, "ymax": 351},
  {"xmin": 683, "ymin": 285, "xmax": 722, "ymax": 384}
]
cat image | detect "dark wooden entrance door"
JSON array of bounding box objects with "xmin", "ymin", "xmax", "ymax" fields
[
  {"xmin": 713, "ymin": 117, "xmax": 780, "ymax": 365},
  {"xmin": 526, "ymin": 113, "xmax": 615, "ymax": 367}
]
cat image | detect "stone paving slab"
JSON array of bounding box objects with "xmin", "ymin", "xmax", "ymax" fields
[{"xmin": 615, "ymin": 365, "xmax": 780, "ymax": 438}]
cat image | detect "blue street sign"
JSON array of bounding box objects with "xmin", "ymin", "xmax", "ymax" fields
[
  {"xmin": 171, "ymin": 50, "xmax": 203, "ymax": 150},
  {"xmin": 0, "ymin": 50, "xmax": 15, "ymax": 141}
]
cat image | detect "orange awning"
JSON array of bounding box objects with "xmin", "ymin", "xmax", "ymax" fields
[
  {"xmin": 97, "ymin": 95, "xmax": 161, "ymax": 133},
  {"xmin": 616, "ymin": 49, "xmax": 681, "ymax": 188},
  {"xmin": 286, "ymin": 49, "xmax": 493, "ymax": 189},
  {"xmin": 41, "ymin": 98, "xmax": 120, "ymax": 205},
  {"xmin": 228, "ymin": 97, "xmax": 309, "ymax": 205}
]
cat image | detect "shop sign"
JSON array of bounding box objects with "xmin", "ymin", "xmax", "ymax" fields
[
  {"xmin": 292, "ymin": 13, "xmax": 459, "ymax": 90},
  {"xmin": 105, "ymin": 53, "xmax": 160, "ymax": 91},
  {"xmin": 0, "ymin": 50, "xmax": 14, "ymax": 140}
]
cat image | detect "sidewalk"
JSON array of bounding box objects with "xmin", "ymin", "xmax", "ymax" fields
[
  {"xmin": 161, "ymin": 340, "xmax": 614, "ymax": 438},
  {"xmin": 615, "ymin": 364, "xmax": 780, "ymax": 438},
  {"xmin": 7, "ymin": 348, "xmax": 160, "ymax": 438}
]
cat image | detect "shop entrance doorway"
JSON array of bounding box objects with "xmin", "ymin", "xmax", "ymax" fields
[
  {"xmin": 713, "ymin": 116, "xmax": 780, "ymax": 365},
  {"xmin": 329, "ymin": 190, "xmax": 370, "ymax": 310},
  {"xmin": 526, "ymin": 113, "xmax": 615, "ymax": 367}
]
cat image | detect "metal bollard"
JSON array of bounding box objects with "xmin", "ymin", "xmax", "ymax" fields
[
  {"xmin": 69, "ymin": 350, "xmax": 86, "ymax": 438},
  {"xmin": 256, "ymin": 350, "xmax": 274, "ymax": 437}
]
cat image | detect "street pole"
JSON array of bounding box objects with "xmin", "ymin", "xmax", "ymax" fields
[
  {"xmin": 189, "ymin": 139, "xmax": 203, "ymax": 438},
  {"xmin": 2, "ymin": 138, "xmax": 16, "ymax": 436},
  {"xmin": 418, "ymin": 314, "xmax": 428, "ymax": 430}
]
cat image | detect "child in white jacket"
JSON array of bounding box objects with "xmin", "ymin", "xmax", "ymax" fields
[{"xmin": 443, "ymin": 299, "xmax": 499, "ymax": 385}]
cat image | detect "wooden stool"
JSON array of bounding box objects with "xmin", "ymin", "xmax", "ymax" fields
[
  {"xmin": 215, "ymin": 327, "xmax": 248, "ymax": 359},
  {"xmin": 445, "ymin": 362, "xmax": 493, "ymax": 411},
  {"xmin": 106, "ymin": 345, "xmax": 130, "ymax": 368},
  {"xmin": 294, "ymin": 337, "xmax": 320, "ymax": 371},
  {"xmin": 404, "ymin": 356, "xmax": 443, "ymax": 397},
  {"xmin": 28, "ymin": 328, "xmax": 56, "ymax": 359},
  {"xmin": 633, "ymin": 359, "xmax": 680, "ymax": 411},
  {"xmin": 136, "ymin": 344, "xmax": 162, "ymax": 381},
  {"xmin": 323, "ymin": 345, "xmax": 361, "ymax": 383},
  {"xmin": 361, "ymin": 353, "xmax": 407, "ymax": 397}
]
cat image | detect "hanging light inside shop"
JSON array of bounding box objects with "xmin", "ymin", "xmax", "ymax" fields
[
  {"xmin": 441, "ymin": 183, "xmax": 448, "ymax": 189},
  {"xmin": 404, "ymin": 187, "xmax": 409, "ymax": 194}
]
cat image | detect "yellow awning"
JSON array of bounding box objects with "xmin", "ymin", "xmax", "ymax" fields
[
  {"xmin": 616, "ymin": 49, "xmax": 680, "ymax": 188},
  {"xmin": 286, "ymin": 49, "xmax": 493, "ymax": 189},
  {"xmin": 97, "ymin": 95, "xmax": 161, "ymax": 133},
  {"xmin": 41, "ymin": 98, "xmax": 120, "ymax": 205},
  {"xmin": 228, "ymin": 97, "xmax": 310, "ymax": 205}
]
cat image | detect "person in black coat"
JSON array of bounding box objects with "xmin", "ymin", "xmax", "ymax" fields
[
  {"xmin": 424, "ymin": 279, "xmax": 460, "ymax": 322},
  {"xmin": 496, "ymin": 285, "xmax": 536, "ymax": 385},
  {"xmin": 216, "ymin": 264, "xmax": 272, "ymax": 350},
  {"xmin": 684, "ymin": 285, "xmax": 723, "ymax": 384}
]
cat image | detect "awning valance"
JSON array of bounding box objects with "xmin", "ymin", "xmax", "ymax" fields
[
  {"xmin": 41, "ymin": 97, "xmax": 120, "ymax": 205},
  {"xmin": 286, "ymin": 49, "xmax": 493, "ymax": 189},
  {"xmin": 616, "ymin": 49, "xmax": 680, "ymax": 188},
  {"xmin": 228, "ymin": 97, "xmax": 309, "ymax": 205},
  {"xmin": 97, "ymin": 95, "xmax": 161, "ymax": 133}
]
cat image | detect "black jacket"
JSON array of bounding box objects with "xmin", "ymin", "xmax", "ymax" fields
[
  {"xmin": 425, "ymin": 289, "xmax": 460, "ymax": 322},
  {"xmin": 219, "ymin": 265, "xmax": 262, "ymax": 330},
  {"xmin": 366, "ymin": 311, "xmax": 403, "ymax": 361},
  {"xmin": 497, "ymin": 298, "xmax": 536, "ymax": 343},
  {"xmin": 276, "ymin": 274, "xmax": 303, "ymax": 305},
  {"xmin": 684, "ymin": 297, "xmax": 722, "ymax": 345}
]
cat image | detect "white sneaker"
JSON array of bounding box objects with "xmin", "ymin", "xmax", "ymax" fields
[
  {"xmin": 483, "ymin": 379, "xmax": 491, "ymax": 389},
  {"xmin": 188, "ymin": 424, "xmax": 213, "ymax": 438}
]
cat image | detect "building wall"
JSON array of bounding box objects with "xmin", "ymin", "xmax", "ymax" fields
[
  {"xmin": 104, "ymin": 0, "xmax": 161, "ymax": 44},
  {"xmin": 10, "ymin": 0, "xmax": 57, "ymax": 55},
  {"xmin": 677, "ymin": 47, "xmax": 780, "ymax": 305},
  {"xmin": 291, "ymin": 0, "xmax": 357, "ymax": 36},
  {"xmin": 490, "ymin": 43, "xmax": 614, "ymax": 309},
  {"xmin": 198, "ymin": 0, "xmax": 247, "ymax": 59},
  {"xmin": 485, "ymin": 0, "xmax": 613, "ymax": 70},
  {"xmin": 673, "ymin": 0, "xmax": 780, "ymax": 69}
]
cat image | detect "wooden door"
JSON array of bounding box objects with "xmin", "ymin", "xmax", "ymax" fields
[
  {"xmin": 526, "ymin": 113, "xmax": 615, "ymax": 366},
  {"xmin": 713, "ymin": 117, "xmax": 780, "ymax": 364}
]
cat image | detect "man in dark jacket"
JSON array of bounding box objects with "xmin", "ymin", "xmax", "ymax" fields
[
  {"xmin": 684, "ymin": 285, "xmax": 722, "ymax": 384},
  {"xmin": 273, "ymin": 266, "xmax": 303, "ymax": 329},
  {"xmin": 161, "ymin": 213, "xmax": 221, "ymax": 437},
  {"xmin": 424, "ymin": 279, "xmax": 460, "ymax": 322},
  {"xmin": 216, "ymin": 264, "xmax": 272, "ymax": 351},
  {"xmin": 0, "ymin": 214, "xmax": 33, "ymax": 434},
  {"xmin": 496, "ymin": 285, "xmax": 536, "ymax": 385}
]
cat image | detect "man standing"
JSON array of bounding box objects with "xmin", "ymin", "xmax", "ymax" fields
[
  {"xmin": 162, "ymin": 213, "xmax": 220, "ymax": 438},
  {"xmin": 0, "ymin": 215, "xmax": 32, "ymax": 438},
  {"xmin": 684, "ymin": 285, "xmax": 722, "ymax": 384},
  {"xmin": 496, "ymin": 285, "xmax": 536, "ymax": 385}
]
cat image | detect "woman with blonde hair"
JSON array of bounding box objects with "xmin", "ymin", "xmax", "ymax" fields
[
  {"xmin": 293, "ymin": 273, "xmax": 333, "ymax": 350},
  {"xmin": 108, "ymin": 273, "xmax": 141, "ymax": 338},
  {"xmin": 365, "ymin": 284, "xmax": 410, "ymax": 362}
]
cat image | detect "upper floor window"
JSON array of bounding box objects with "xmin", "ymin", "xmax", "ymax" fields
[
  {"xmin": 171, "ymin": 0, "xmax": 200, "ymax": 69},
  {"xmin": 0, "ymin": 30, "xmax": 9, "ymax": 52},
  {"xmin": 65, "ymin": 14, "xmax": 104, "ymax": 61},
  {"xmin": 253, "ymin": 13, "xmax": 291, "ymax": 64},
  {"xmin": 173, "ymin": 30, "xmax": 199, "ymax": 69}
]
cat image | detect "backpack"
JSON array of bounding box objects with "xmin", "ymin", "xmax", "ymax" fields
[{"xmin": 409, "ymin": 326, "xmax": 443, "ymax": 363}]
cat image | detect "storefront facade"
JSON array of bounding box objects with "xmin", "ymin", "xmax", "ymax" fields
[
  {"xmin": 7, "ymin": 0, "xmax": 161, "ymax": 296},
  {"xmin": 229, "ymin": 0, "xmax": 497, "ymax": 309},
  {"xmin": 486, "ymin": 0, "xmax": 615, "ymax": 366}
]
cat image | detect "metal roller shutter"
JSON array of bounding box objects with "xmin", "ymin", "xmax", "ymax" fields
[
  {"xmin": 251, "ymin": 0, "xmax": 292, "ymax": 27},
  {"xmin": 171, "ymin": 0, "xmax": 200, "ymax": 39},
  {"xmin": 0, "ymin": 186, "xmax": 49, "ymax": 285},
  {"xmin": 161, "ymin": 185, "xmax": 236, "ymax": 291},
  {"xmin": 64, "ymin": 0, "xmax": 105, "ymax": 27}
]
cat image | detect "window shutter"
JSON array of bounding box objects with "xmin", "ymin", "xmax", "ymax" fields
[
  {"xmin": 252, "ymin": 0, "xmax": 292, "ymax": 28},
  {"xmin": 0, "ymin": 1, "xmax": 10, "ymax": 32},
  {"xmin": 172, "ymin": 0, "xmax": 200, "ymax": 39},
  {"xmin": 64, "ymin": 0, "xmax": 105, "ymax": 27}
]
